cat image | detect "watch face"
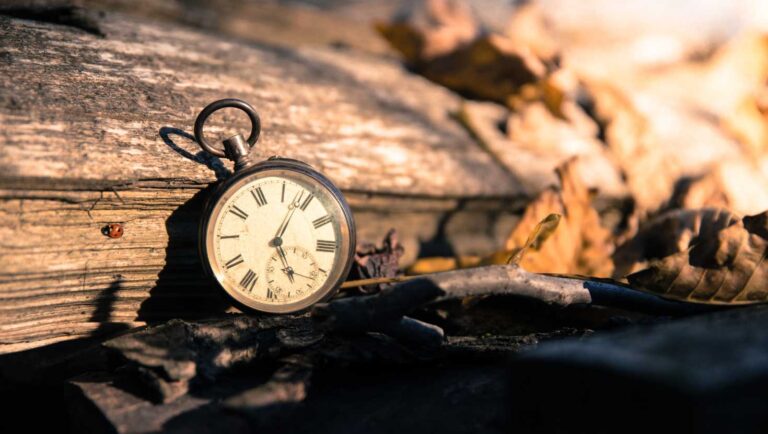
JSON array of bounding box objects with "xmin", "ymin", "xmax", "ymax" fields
[{"xmin": 203, "ymin": 166, "xmax": 354, "ymax": 313}]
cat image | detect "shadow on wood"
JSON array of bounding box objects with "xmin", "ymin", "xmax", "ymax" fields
[
  {"xmin": 158, "ymin": 127, "xmax": 230, "ymax": 182},
  {"xmin": 137, "ymin": 129, "xmax": 233, "ymax": 322}
]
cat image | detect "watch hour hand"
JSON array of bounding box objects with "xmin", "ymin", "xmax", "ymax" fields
[{"xmin": 277, "ymin": 246, "xmax": 294, "ymax": 283}]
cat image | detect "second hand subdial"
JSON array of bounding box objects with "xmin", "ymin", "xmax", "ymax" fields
[{"xmin": 266, "ymin": 246, "xmax": 319, "ymax": 299}]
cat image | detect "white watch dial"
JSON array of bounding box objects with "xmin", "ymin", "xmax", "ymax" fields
[{"xmin": 210, "ymin": 174, "xmax": 344, "ymax": 307}]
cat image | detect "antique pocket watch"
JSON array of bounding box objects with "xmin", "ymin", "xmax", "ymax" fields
[{"xmin": 194, "ymin": 98, "xmax": 356, "ymax": 313}]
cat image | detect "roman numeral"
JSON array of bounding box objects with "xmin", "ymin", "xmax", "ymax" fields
[
  {"xmin": 313, "ymin": 215, "xmax": 332, "ymax": 229},
  {"xmin": 281, "ymin": 182, "xmax": 285, "ymax": 203},
  {"xmin": 229, "ymin": 205, "xmax": 248, "ymax": 220},
  {"xmin": 219, "ymin": 234, "xmax": 239, "ymax": 239},
  {"xmin": 300, "ymin": 193, "xmax": 314, "ymax": 211},
  {"xmin": 239, "ymin": 269, "xmax": 258, "ymax": 292},
  {"xmin": 267, "ymin": 288, "xmax": 276, "ymax": 299},
  {"xmin": 251, "ymin": 187, "xmax": 267, "ymax": 207},
  {"xmin": 316, "ymin": 240, "xmax": 336, "ymax": 253},
  {"xmin": 224, "ymin": 254, "xmax": 244, "ymax": 269}
]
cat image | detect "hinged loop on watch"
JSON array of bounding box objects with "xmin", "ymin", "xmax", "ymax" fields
[{"xmin": 194, "ymin": 98, "xmax": 261, "ymax": 171}]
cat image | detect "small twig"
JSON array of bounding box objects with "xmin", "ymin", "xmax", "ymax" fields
[
  {"xmin": 338, "ymin": 265, "xmax": 712, "ymax": 320},
  {"xmin": 340, "ymin": 275, "xmax": 417, "ymax": 289},
  {"xmin": 426, "ymin": 265, "xmax": 592, "ymax": 305},
  {"xmin": 341, "ymin": 265, "xmax": 592, "ymax": 305}
]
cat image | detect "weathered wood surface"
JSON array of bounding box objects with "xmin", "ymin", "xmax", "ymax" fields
[{"xmin": 0, "ymin": 9, "xmax": 532, "ymax": 353}]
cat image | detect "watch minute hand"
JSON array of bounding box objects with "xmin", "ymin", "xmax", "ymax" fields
[{"xmin": 275, "ymin": 191, "xmax": 304, "ymax": 239}]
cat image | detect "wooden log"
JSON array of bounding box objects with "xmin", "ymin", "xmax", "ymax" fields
[{"xmin": 0, "ymin": 10, "xmax": 528, "ymax": 353}]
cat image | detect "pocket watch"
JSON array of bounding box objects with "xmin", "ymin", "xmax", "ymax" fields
[{"xmin": 194, "ymin": 98, "xmax": 356, "ymax": 313}]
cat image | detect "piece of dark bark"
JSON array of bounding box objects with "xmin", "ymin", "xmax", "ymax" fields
[
  {"xmin": 104, "ymin": 315, "xmax": 322, "ymax": 403},
  {"xmin": 102, "ymin": 308, "xmax": 448, "ymax": 404},
  {"xmin": 313, "ymin": 279, "xmax": 444, "ymax": 330}
]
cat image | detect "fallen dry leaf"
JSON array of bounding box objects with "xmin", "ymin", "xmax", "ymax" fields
[
  {"xmin": 348, "ymin": 229, "xmax": 405, "ymax": 294},
  {"xmin": 407, "ymin": 161, "xmax": 609, "ymax": 278},
  {"xmin": 659, "ymin": 159, "xmax": 768, "ymax": 216},
  {"xmin": 407, "ymin": 256, "xmax": 480, "ymax": 275},
  {"xmin": 455, "ymin": 94, "xmax": 626, "ymax": 200},
  {"xmin": 664, "ymin": 173, "xmax": 731, "ymax": 212},
  {"xmin": 505, "ymin": 158, "xmax": 614, "ymax": 276},
  {"xmin": 375, "ymin": 0, "xmax": 479, "ymax": 63},
  {"xmin": 376, "ymin": 0, "xmax": 549, "ymax": 103},
  {"xmin": 503, "ymin": 2, "xmax": 559, "ymax": 62},
  {"xmin": 613, "ymin": 208, "xmax": 740, "ymax": 278},
  {"xmin": 627, "ymin": 211, "xmax": 768, "ymax": 304},
  {"xmin": 417, "ymin": 34, "xmax": 547, "ymax": 103},
  {"xmin": 506, "ymin": 82, "xmax": 602, "ymax": 158},
  {"xmin": 406, "ymin": 213, "xmax": 560, "ymax": 275},
  {"xmin": 507, "ymin": 76, "xmax": 567, "ymax": 118},
  {"xmin": 508, "ymin": 213, "xmax": 561, "ymax": 265},
  {"xmin": 722, "ymin": 90, "xmax": 768, "ymax": 157},
  {"xmin": 580, "ymin": 80, "xmax": 679, "ymax": 211},
  {"xmin": 576, "ymin": 33, "xmax": 768, "ymax": 213}
]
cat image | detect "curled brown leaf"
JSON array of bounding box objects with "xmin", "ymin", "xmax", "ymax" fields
[
  {"xmin": 628, "ymin": 211, "xmax": 768, "ymax": 304},
  {"xmin": 613, "ymin": 208, "xmax": 740, "ymax": 278},
  {"xmin": 348, "ymin": 229, "xmax": 405, "ymax": 294},
  {"xmin": 376, "ymin": 0, "xmax": 550, "ymax": 103}
]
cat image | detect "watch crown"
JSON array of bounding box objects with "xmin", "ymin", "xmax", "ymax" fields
[{"xmin": 223, "ymin": 134, "xmax": 254, "ymax": 171}]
